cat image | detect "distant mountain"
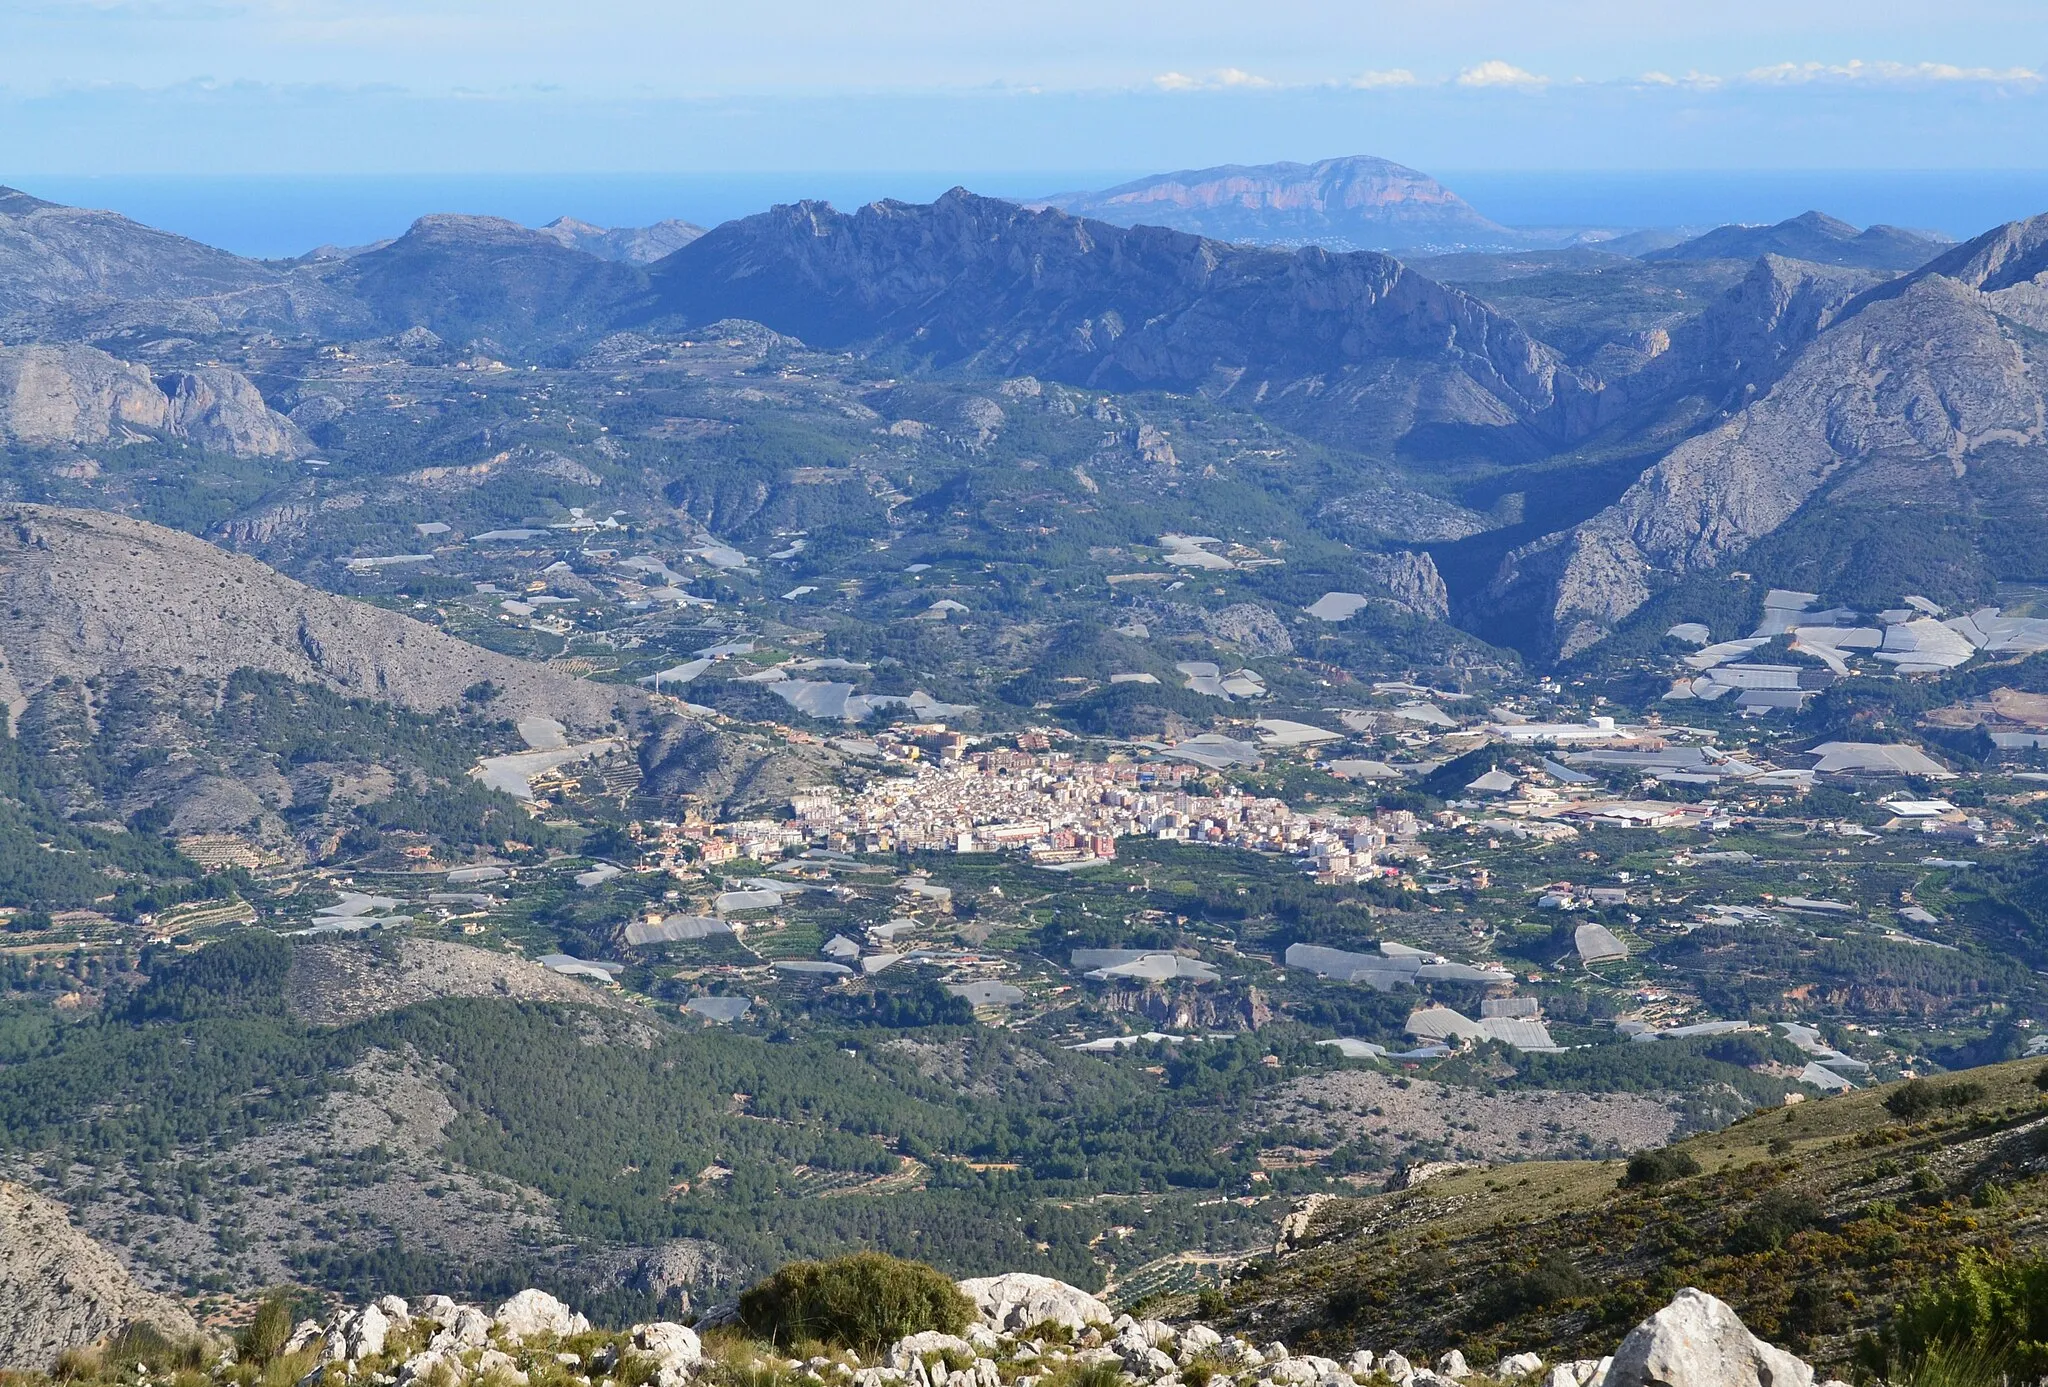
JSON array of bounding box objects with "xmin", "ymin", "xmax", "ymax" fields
[
  {"xmin": 537, "ymin": 215, "xmax": 706, "ymax": 264},
  {"xmin": 318, "ymin": 214, "xmax": 650, "ymax": 352},
  {"xmin": 0, "ymin": 185, "xmax": 278, "ymax": 319},
  {"xmin": 1643, "ymin": 210, "xmax": 1950, "ymax": 271},
  {"xmin": 1485, "ymin": 213, "xmax": 2048, "ymax": 658},
  {"xmin": 642, "ymin": 189, "xmax": 1597, "ymax": 459},
  {"xmin": 1033, "ymin": 155, "xmax": 1519, "ymax": 251}
]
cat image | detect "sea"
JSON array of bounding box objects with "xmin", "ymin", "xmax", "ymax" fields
[{"xmin": 8, "ymin": 168, "xmax": 2048, "ymax": 260}]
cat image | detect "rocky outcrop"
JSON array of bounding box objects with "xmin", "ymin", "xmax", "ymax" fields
[
  {"xmin": 0, "ymin": 345, "xmax": 306, "ymax": 458},
  {"xmin": 0, "ymin": 1180, "xmax": 200, "ymax": 1370},
  {"xmin": 1204, "ymin": 603, "xmax": 1294, "ymax": 655},
  {"xmin": 641, "ymin": 190, "xmax": 1601, "ymax": 457},
  {"xmin": 1033, "ymin": 156, "xmax": 1518, "ymax": 252},
  {"xmin": 1606, "ymin": 1288, "xmax": 1813, "ymax": 1387},
  {"xmin": 492, "ymin": 1290, "xmax": 590, "ymax": 1343},
  {"xmin": 0, "ymin": 505, "xmax": 630, "ymax": 729},
  {"xmin": 160, "ymin": 367, "xmax": 311, "ymax": 458},
  {"xmin": 0, "ymin": 345, "xmax": 170, "ymax": 446},
  {"xmin": 1362, "ymin": 551, "xmax": 1451, "ymax": 620},
  {"xmin": 955, "ymin": 1272, "xmax": 1111, "ymax": 1332}
]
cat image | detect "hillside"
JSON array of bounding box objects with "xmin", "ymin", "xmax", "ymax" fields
[
  {"xmin": 320, "ymin": 215, "xmax": 651, "ymax": 353},
  {"xmin": 1643, "ymin": 211, "xmax": 1950, "ymax": 271},
  {"xmin": 1483, "ymin": 223, "xmax": 2048, "ymax": 658},
  {"xmin": 0, "ymin": 186, "xmax": 277, "ymax": 319},
  {"xmin": 1034, "ymin": 156, "xmax": 1519, "ymax": 252},
  {"xmin": 641, "ymin": 189, "xmax": 1599, "ymax": 460},
  {"xmin": 0, "ymin": 1181, "xmax": 198, "ymax": 1371},
  {"xmin": 1224, "ymin": 1057, "xmax": 2048, "ymax": 1378},
  {"xmin": 0, "ymin": 504, "xmax": 626, "ymax": 729}
]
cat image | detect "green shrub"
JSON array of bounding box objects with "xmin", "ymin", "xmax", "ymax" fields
[
  {"xmin": 1623, "ymin": 1147, "xmax": 1701, "ymax": 1187},
  {"xmin": 737, "ymin": 1252, "xmax": 972, "ymax": 1353},
  {"xmin": 1886, "ymin": 1080, "xmax": 1986, "ymax": 1121},
  {"xmin": 1873, "ymin": 1252, "xmax": 2048, "ymax": 1384},
  {"xmin": 238, "ymin": 1294, "xmax": 297, "ymax": 1368},
  {"xmin": 1727, "ymin": 1189, "xmax": 1823, "ymax": 1254}
]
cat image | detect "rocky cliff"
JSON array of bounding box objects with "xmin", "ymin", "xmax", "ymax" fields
[
  {"xmin": 1034, "ymin": 156, "xmax": 1518, "ymax": 252},
  {"xmin": 0, "ymin": 346, "xmax": 309, "ymax": 458},
  {"xmin": 1487, "ymin": 232, "xmax": 2048, "ymax": 657},
  {"xmin": 643, "ymin": 189, "xmax": 1599, "ymax": 458},
  {"xmin": 0, "ymin": 1180, "xmax": 198, "ymax": 1371},
  {"xmin": 0, "ymin": 505, "xmax": 629, "ymax": 729}
]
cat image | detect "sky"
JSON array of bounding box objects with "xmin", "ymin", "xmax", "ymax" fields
[{"xmin": 3, "ymin": 0, "xmax": 2047, "ymax": 176}]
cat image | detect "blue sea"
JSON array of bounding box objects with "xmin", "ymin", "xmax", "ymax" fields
[{"xmin": 7, "ymin": 169, "xmax": 2048, "ymax": 260}]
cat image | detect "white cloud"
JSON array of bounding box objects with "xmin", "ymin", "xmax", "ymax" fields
[
  {"xmin": 1456, "ymin": 59, "xmax": 1547, "ymax": 89},
  {"xmin": 1350, "ymin": 68, "xmax": 1418, "ymax": 89},
  {"xmin": 1743, "ymin": 59, "xmax": 2040, "ymax": 85},
  {"xmin": 1637, "ymin": 69, "xmax": 1722, "ymax": 91},
  {"xmin": 1151, "ymin": 67, "xmax": 1274, "ymax": 92}
]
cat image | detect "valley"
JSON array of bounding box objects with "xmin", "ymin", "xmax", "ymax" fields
[{"xmin": 2, "ymin": 153, "xmax": 2048, "ymax": 1381}]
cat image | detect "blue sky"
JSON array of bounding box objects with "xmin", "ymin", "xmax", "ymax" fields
[{"xmin": 2, "ymin": 0, "xmax": 2045, "ymax": 174}]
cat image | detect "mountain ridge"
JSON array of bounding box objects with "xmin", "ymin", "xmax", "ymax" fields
[{"xmin": 640, "ymin": 188, "xmax": 1601, "ymax": 458}]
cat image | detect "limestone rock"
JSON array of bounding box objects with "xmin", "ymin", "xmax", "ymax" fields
[
  {"xmin": 0, "ymin": 1179, "xmax": 200, "ymax": 1371},
  {"xmin": 955, "ymin": 1274, "xmax": 1112, "ymax": 1332},
  {"xmin": 476, "ymin": 1349, "xmax": 529, "ymax": 1385},
  {"xmin": 887, "ymin": 1333, "xmax": 975, "ymax": 1371},
  {"xmin": 397, "ymin": 1349, "xmax": 465, "ymax": 1385},
  {"xmin": 1436, "ymin": 1350, "xmax": 1471, "ymax": 1380},
  {"xmin": 0, "ymin": 345, "xmax": 169, "ymax": 446},
  {"xmin": 161, "ymin": 367, "xmax": 311, "ymax": 458},
  {"xmin": 492, "ymin": 1290, "xmax": 590, "ymax": 1343},
  {"xmin": 429, "ymin": 1307, "xmax": 492, "ymax": 1352},
  {"xmin": 1494, "ymin": 1354, "xmax": 1543, "ymax": 1381},
  {"xmin": 1606, "ymin": 1289, "xmax": 1811, "ymax": 1387},
  {"xmin": 1204, "ymin": 603, "xmax": 1293, "ymax": 656},
  {"xmin": 629, "ymin": 1323, "xmax": 702, "ymax": 1372},
  {"xmin": 322, "ymin": 1304, "xmax": 390, "ymax": 1364}
]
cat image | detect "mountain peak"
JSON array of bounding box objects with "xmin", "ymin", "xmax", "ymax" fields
[
  {"xmin": 1644, "ymin": 210, "xmax": 1951, "ymax": 270},
  {"xmin": 1032, "ymin": 154, "xmax": 1518, "ymax": 251}
]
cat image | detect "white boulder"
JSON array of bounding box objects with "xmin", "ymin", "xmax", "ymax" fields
[
  {"xmin": 493, "ymin": 1290, "xmax": 592, "ymax": 1343},
  {"xmin": 431, "ymin": 1308, "xmax": 493, "ymax": 1352},
  {"xmin": 1342, "ymin": 1351, "xmax": 1375, "ymax": 1378},
  {"xmin": 285, "ymin": 1321, "xmax": 325, "ymax": 1356},
  {"xmin": 630, "ymin": 1323, "xmax": 703, "ymax": 1371},
  {"xmin": 476, "ymin": 1349, "xmax": 529, "ymax": 1385},
  {"xmin": 418, "ymin": 1298, "xmax": 461, "ymax": 1328},
  {"xmin": 1607, "ymin": 1290, "xmax": 1810, "ymax": 1387},
  {"xmin": 397, "ymin": 1350, "xmax": 465, "ymax": 1386},
  {"xmin": 1182, "ymin": 1327, "xmax": 1223, "ymax": 1354},
  {"xmin": 1494, "ymin": 1354, "xmax": 1543, "ymax": 1381},
  {"xmin": 888, "ymin": 1333, "xmax": 976, "ymax": 1371},
  {"xmin": 323, "ymin": 1305, "xmax": 391, "ymax": 1364},
  {"xmin": 1378, "ymin": 1352, "xmax": 1413, "ymax": 1384},
  {"xmin": 955, "ymin": 1274, "xmax": 1113, "ymax": 1333},
  {"xmin": 1436, "ymin": 1350, "xmax": 1470, "ymax": 1380}
]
